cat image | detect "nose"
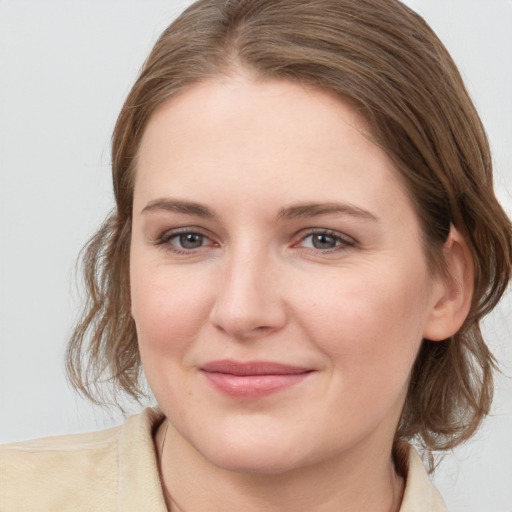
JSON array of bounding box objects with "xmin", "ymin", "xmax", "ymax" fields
[{"xmin": 209, "ymin": 248, "xmax": 287, "ymax": 339}]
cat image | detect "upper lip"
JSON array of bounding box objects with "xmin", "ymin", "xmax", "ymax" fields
[{"xmin": 200, "ymin": 360, "xmax": 312, "ymax": 376}]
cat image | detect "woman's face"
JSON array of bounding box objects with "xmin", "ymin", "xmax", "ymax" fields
[{"xmin": 130, "ymin": 75, "xmax": 443, "ymax": 474}]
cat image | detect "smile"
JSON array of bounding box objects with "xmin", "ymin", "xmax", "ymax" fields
[{"xmin": 200, "ymin": 360, "xmax": 314, "ymax": 398}]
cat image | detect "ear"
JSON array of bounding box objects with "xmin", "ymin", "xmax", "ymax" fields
[{"xmin": 423, "ymin": 227, "xmax": 474, "ymax": 341}]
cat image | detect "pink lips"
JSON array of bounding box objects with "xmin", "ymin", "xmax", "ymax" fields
[{"xmin": 200, "ymin": 360, "xmax": 313, "ymax": 398}]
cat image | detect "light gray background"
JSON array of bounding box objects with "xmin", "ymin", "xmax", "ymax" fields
[{"xmin": 0, "ymin": 1, "xmax": 511, "ymax": 511}]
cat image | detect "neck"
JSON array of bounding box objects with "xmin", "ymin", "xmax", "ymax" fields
[{"xmin": 155, "ymin": 421, "xmax": 404, "ymax": 512}]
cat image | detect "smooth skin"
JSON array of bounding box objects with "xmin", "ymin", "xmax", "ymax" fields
[{"xmin": 130, "ymin": 72, "xmax": 473, "ymax": 512}]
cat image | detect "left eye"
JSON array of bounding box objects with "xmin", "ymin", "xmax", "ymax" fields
[{"xmin": 298, "ymin": 232, "xmax": 353, "ymax": 250}]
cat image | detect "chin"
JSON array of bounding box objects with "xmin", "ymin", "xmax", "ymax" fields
[
  {"xmin": 204, "ymin": 443, "xmax": 304, "ymax": 476},
  {"xmin": 187, "ymin": 422, "xmax": 311, "ymax": 476}
]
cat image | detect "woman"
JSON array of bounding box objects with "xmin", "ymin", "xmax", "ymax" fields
[{"xmin": 1, "ymin": 1, "xmax": 511, "ymax": 510}]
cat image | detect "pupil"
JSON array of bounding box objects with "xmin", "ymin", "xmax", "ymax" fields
[
  {"xmin": 313, "ymin": 234, "xmax": 336, "ymax": 249},
  {"xmin": 180, "ymin": 233, "xmax": 203, "ymax": 249}
]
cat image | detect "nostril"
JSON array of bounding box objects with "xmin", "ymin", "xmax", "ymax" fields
[
  {"xmin": 208, "ymin": 261, "xmax": 288, "ymax": 338},
  {"xmin": 209, "ymin": 308, "xmax": 286, "ymax": 340}
]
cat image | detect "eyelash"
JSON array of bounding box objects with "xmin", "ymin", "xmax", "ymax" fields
[
  {"xmin": 155, "ymin": 228, "xmax": 356, "ymax": 255},
  {"xmin": 155, "ymin": 227, "xmax": 216, "ymax": 255},
  {"xmin": 295, "ymin": 229, "xmax": 356, "ymax": 253}
]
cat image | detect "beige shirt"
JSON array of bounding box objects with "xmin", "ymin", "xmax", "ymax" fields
[{"xmin": 0, "ymin": 408, "xmax": 447, "ymax": 511}]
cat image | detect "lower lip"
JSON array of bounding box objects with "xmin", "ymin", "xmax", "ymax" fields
[{"xmin": 201, "ymin": 372, "xmax": 311, "ymax": 398}]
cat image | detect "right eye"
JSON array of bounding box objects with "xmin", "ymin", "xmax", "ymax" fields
[
  {"xmin": 157, "ymin": 229, "xmax": 217, "ymax": 254},
  {"xmin": 172, "ymin": 232, "xmax": 207, "ymax": 249}
]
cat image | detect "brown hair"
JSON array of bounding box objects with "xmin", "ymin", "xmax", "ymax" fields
[{"xmin": 67, "ymin": 0, "xmax": 512, "ymax": 458}]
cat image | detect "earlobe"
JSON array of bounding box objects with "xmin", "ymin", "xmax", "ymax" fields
[{"xmin": 423, "ymin": 227, "xmax": 474, "ymax": 342}]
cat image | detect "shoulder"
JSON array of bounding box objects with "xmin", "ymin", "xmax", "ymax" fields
[
  {"xmin": 0, "ymin": 423, "xmax": 121, "ymax": 511},
  {"xmin": 399, "ymin": 445, "xmax": 448, "ymax": 512},
  {"xmin": 0, "ymin": 407, "xmax": 166, "ymax": 512}
]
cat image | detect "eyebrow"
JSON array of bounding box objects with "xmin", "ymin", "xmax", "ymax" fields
[
  {"xmin": 141, "ymin": 198, "xmax": 215, "ymax": 218},
  {"xmin": 277, "ymin": 202, "xmax": 378, "ymax": 221},
  {"xmin": 141, "ymin": 198, "xmax": 378, "ymax": 222}
]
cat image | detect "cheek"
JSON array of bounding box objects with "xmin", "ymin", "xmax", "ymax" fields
[
  {"xmin": 130, "ymin": 264, "xmax": 216, "ymax": 411},
  {"xmin": 296, "ymin": 263, "xmax": 430, "ymax": 388},
  {"xmin": 130, "ymin": 261, "xmax": 213, "ymax": 362}
]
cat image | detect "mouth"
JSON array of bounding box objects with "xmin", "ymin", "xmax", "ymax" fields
[{"xmin": 200, "ymin": 360, "xmax": 314, "ymax": 398}]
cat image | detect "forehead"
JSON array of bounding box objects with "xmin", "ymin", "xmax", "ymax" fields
[
  {"xmin": 140, "ymin": 75, "xmax": 374, "ymax": 158},
  {"xmin": 134, "ymin": 75, "xmax": 413, "ymax": 222}
]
